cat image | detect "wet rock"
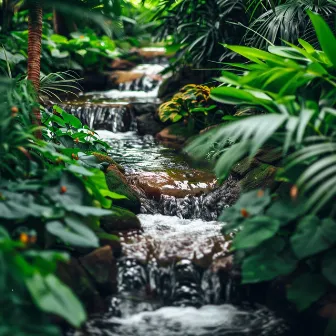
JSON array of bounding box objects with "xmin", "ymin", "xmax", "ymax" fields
[
  {"xmin": 110, "ymin": 58, "xmax": 136, "ymax": 70},
  {"xmin": 106, "ymin": 165, "xmax": 141, "ymax": 213},
  {"xmin": 128, "ymin": 169, "xmax": 217, "ymax": 200},
  {"xmin": 79, "ymin": 246, "xmax": 117, "ymax": 295},
  {"xmin": 101, "ymin": 205, "xmax": 142, "ymax": 232},
  {"xmin": 57, "ymin": 258, "xmax": 104, "ymax": 313},
  {"xmin": 240, "ymin": 164, "xmax": 278, "ymax": 192},
  {"xmin": 132, "ymin": 103, "xmax": 160, "ymax": 116},
  {"xmin": 109, "ymin": 70, "xmax": 144, "ymax": 85},
  {"xmin": 136, "ymin": 113, "xmax": 164, "ymax": 136},
  {"xmin": 156, "ymin": 124, "xmax": 188, "ymax": 146}
]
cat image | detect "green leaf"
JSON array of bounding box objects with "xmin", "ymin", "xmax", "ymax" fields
[
  {"xmin": 44, "ymin": 172, "xmax": 87, "ymax": 208},
  {"xmin": 64, "ymin": 204, "xmax": 112, "ymax": 217},
  {"xmin": 242, "ymin": 239, "xmax": 297, "ymax": 283},
  {"xmin": 51, "ymin": 49, "xmax": 70, "ymax": 59},
  {"xmin": 287, "ymin": 273, "xmax": 328, "ymax": 311},
  {"xmin": 50, "ymin": 34, "xmax": 68, "ymax": 44},
  {"xmin": 308, "ymin": 11, "xmax": 336, "ymax": 67},
  {"xmin": 233, "ymin": 216, "xmax": 281, "ymax": 250},
  {"xmin": 291, "ymin": 217, "xmax": 336, "ymax": 260},
  {"xmin": 46, "ymin": 219, "xmax": 99, "ymax": 248},
  {"xmin": 61, "ymin": 111, "xmax": 82, "ymax": 129},
  {"xmin": 322, "ymin": 249, "xmax": 336, "ymax": 286},
  {"xmin": 67, "ymin": 165, "xmax": 94, "ymax": 176},
  {"xmin": 26, "ymin": 273, "xmax": 86, "ymax": 327},
  {"xmin": 265, "ymin": 200, "xmax": 304, "ymax": 225}
]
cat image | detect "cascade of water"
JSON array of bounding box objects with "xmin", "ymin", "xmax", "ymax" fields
[
  {"xmin": 61, "ymin": 104, "xmax": 136, "ymax": 132},
  {"xmin": 136, "ymin": 176, "xmax": 240, "ymax": 221},
  {"xmin": 118, "ymin": 76, "xmax": 160, "ymax": 92}
]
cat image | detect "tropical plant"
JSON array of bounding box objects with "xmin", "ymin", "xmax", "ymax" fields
[
  {"xmin": 158, "ymin": 84, "xmax": 226, "ymax": 131},
  {"xmin": 187, "ymin": 11, "xmax": 336, "ymax": 211},
  {"xmin": 186, "ymin": 12, "xmax": 336, "ymax": 328},
  {"xmin": 153, "ymin": 0, "xmax": 246, "ymax": 67},
  {"xmin": 245, "ymin": 0, "xmax": 336, "ymax": 49},
  {"xmin": 0, "ymin": 77, "xmax": 123, "ymax": 334}
]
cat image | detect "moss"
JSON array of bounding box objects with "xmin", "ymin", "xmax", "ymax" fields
[
  {"xmin": 105, "ymin": 169, "xmax": 141, "ymax": 213},
  {"xmin": 101, "ymin": 205, "xmax": 141, "ymax": 232},
  {"xmin": 240, "ymin": 163, "xmax": 278, "ymax": 192}
]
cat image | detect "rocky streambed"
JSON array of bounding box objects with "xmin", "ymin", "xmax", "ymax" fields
[{"xmin": 59, "ymin": 54, "xmax": 298, "ymax": 336}]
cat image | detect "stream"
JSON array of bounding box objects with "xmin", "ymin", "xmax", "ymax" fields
[{"xmin": 64, "ymin": 58, "xmax": 295, "ymax": 336}]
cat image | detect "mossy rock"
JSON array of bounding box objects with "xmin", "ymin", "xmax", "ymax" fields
[
  {"xmin": 92, "ymin": 152, "xmax": 125, "ymax": 173},
  {"xmin": 101, "ymin": 205, "xmax": 141, "ymax": 232},
  {"xmin": 232, "ymin": 157, "xmax": 260, "ymax": 178},
  {"xmin": 105, "ymin": 168, "xmax": 141, "ymax": 213},
  {"xmin": 240, "ymin": 164, "xmax": 278, "ymax": 192}
]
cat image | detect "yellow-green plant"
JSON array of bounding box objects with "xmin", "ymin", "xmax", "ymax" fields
[{"xmin": 158, "ymin": 84, "xmax": 220, "ymax": 130}]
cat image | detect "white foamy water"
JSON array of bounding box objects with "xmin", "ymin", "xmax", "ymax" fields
[{"xmin": 70, "ymin": 304, "xmax": 288, "ymax": 336}]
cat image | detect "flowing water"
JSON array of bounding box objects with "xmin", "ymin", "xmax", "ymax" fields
[{"xmin": 64, "ymin": 58, "xmax": 294, "ymax": 336}]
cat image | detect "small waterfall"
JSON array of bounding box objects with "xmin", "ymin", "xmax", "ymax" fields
[
  {"xmin": 61, "ymin": 104, "xmax": 137, "ymax": 132},
  {"xmin": 118, "ymin": 76, "xmax": 160, "ymax": 92},
  {"xmin": 134, "ymin": 176, "xmax": 241, "ymax": 221}
]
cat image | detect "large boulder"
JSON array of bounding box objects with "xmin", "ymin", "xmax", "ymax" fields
[
  {"xmin": 128, "ymin": 169, "xmax": 217, "ymax": 200},
  {"xmin": 101, "ymin": 205, "xmax": 141, "ymax": 232},
  {"xmin": 79, "ymin": 246, "xmax": 117, "ymax": 295},
  {"xmin": 136, "ymin": 112, "xmax": 164, "ymax": 136},
  {"xmin": 105, "ymin": 165, "xmax": 141, "ymax": 213}
]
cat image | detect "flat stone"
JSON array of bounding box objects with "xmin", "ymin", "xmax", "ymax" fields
[
  {"xmin": 79, "ymin": 246, "xmax": 117, "ymax": 295},
  {"xmin": 109, "ymin": 70, "xmax": 144, "ymax": 84},
  {"xmin": 128, "ymin": 169, "xmax": 217, "ymax": 200}
]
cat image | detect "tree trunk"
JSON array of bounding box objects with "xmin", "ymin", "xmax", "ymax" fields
[{"xmin": 28, "ymin": 0, "xmax": 43, "ymax": 138}]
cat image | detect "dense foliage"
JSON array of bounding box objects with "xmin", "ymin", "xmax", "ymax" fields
[
  {"xmin": 0, "ymin": 77, "xmax": 125, "ymax": 334},
  {"xmin": 153, "ymin": 0, "xmax": 336, "ymax": 69},
  {"xmin": 186, "ymin": 12, "xmax": 336, "ymax": 332}
]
